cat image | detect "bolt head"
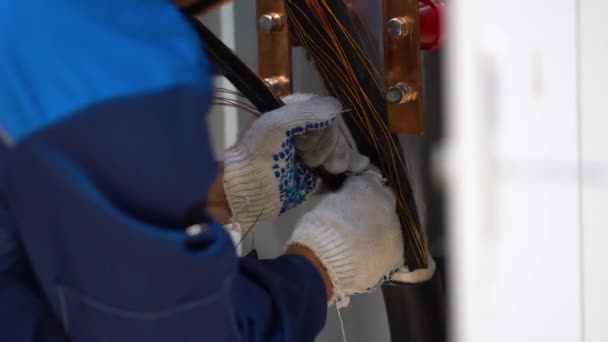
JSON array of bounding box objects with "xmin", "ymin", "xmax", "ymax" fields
[
  {"xmin": 387, "ymin": 83, "xmax": 414, "ymax": 104},
  {"xmin": 259, "ymin": 13, "xmax": 283, "ymax": 33},
  {"xmin": 264, "ymin": 76, "xmax": 288, "ymax": 96},
  {"xmin": 387, "ymin": 17, "xmax": 410, "ymax": 38}
]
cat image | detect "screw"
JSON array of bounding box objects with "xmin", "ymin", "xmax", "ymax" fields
[
  {"xmin": 259, "ymin": 13, "xmax": 284, "ymax": 33},
  {"xmin": 387, "ymin": 82, "xmax": 415, "ymax": 104},
  {"xmin": 387, "ymin": 17, "xmax": 411, "ymax": 38},
  {"xmin": 264, "ymin": 76, "xmax": 289, "ymax": 96}
]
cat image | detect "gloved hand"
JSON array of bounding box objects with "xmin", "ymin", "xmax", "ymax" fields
[
  {"xmin": 223, "ymin": 94, "xmax": 369, "ymax": 230},
  {"xmin": 289, "ymin": 95, "xmax": 369, "ymax": 174},
  {"xmin": 286, "ymin": 170, "xmax": 403, "ymax": 308}
]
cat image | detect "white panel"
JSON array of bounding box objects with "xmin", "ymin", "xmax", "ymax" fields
[
  {"xmin": 199, "ymin": 5, "xmax": 239, "ymax": 157},
  {"xmin": 580, "ymin": 1, "xmax": 608, "ymax": 341},
  {"xmin": 199, "ymin": 6, "xmax": 242, "ymax": 251},
  {"xmin": 216, "ymin": 3, "xmax": 239, "ymax": 152},
  {"xmin": 448, "ymin": 0, "xmax": 581, "ymax": 342}
]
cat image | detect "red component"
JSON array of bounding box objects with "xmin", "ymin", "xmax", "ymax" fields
[
  {"xmin": 419, "ymin": 0, "xmax": 444, "ymax": 50},
  {"xmin": 289, "ymin": 2, "xmax": 444, "ymax": 50}
]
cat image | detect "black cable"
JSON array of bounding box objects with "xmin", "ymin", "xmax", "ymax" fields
[
  {"xmin": 186, "ymin": 17, "xmax": 284, "ymax": 113},
  {"xmin": 185, "ymin": 16, "xmax": 346, "ymax": 190},
  {"xmin": 180, "ymin": 0, "xmax": 226, "ymax": 16}
]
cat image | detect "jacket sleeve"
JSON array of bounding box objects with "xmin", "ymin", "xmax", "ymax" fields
[
  {"xmin": 236, "ymin": 252, "xmax": 328, "ymax": 342},
  {"xmin": 0, "ymin": 145, "xmax": 70, "ymax": 342},
  {"xmin": 1, "ymin": 195, "xmax": 326, "ymax": 342},
  {"xmin": 0, "ymin": 229, "xmax": 70, "ymax": 342}
]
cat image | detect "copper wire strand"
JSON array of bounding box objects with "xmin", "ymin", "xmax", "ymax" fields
[
  {"xmin": 213, "ymin": 91, "xmax": 259, "ymax": 111},
  {"xmin": 212, "ymin": 96, "xmax": 261, "ymax": 116},
  {"xmin": 296, "ymin": 1, "xmax": 383, "ymax": 149},
  {"xmin": 289, "ymin": 4, "xmax": 384, "ymax": 167},
  {"xmin": 286, "ymin": 0, "xmax": 427, "ymax": 264},
  {"xmin": 286, "ymin": 3, "xmax": 382, "ymax": 150},
  {"xmin": 212, "ymin": 97, "xmax": 259, "ymax": 113},
  {"xmin": 215, "ymin": 88, "xmax": 262, "ymax": 112},
  {"xmin": 204, "ymin": 41, "xmax": 283, "ymax": 108},
  {"xmin": 319, "ymin": 0, "xmax": 384, "ymax": 90},
  {"xmin": 294, "ymin": 34, "xmax": 376, "ymax": 146},
  {"xmin": 286, "ymin": 4, "xmax": 363, "ymax": 98},
  {"xmin": 211, "ymin": 102, "xmax": 260, "ymax": 116},
  {"xmin": 317, "ymin": 2, "xmax": 424, "ymax": 250},
  {"xmin": 212, "ymin": 96, "xmax": 257, "ymax": 110},
  {"xmin": 215, "ymin": 87, "xmax": 245, "ymax": 97}
]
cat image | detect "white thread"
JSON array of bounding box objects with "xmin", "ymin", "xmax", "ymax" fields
[
  {"xmin": 236, "ymin": 208, "xmax": 264, "ymax": 249},
  {"xmin": 336, "ymin": 305, "xmax": 347, "ymax": 342}
]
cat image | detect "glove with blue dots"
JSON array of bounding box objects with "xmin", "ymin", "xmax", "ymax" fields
[{"xmin": 223, "ymin": 94, "xmax": 369, "ymax": 231}]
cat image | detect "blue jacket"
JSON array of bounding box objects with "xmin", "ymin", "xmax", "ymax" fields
[{"xmin": 0, "ymin": 1, "xmax": 326, "ymax": 341}]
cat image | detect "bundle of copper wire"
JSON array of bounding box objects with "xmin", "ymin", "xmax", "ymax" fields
[
  {"xmin": 285, "ymin": 0, "xmax": 427, "ymax": 269},
  {"xmin": 188, "ymin": 3, "xmax": 426, "ymax": 268}
]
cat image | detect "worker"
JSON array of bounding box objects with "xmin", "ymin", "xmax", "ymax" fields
[{"xmin": 0, "ymin": 1, "xmax": 405, "ymax": 341}]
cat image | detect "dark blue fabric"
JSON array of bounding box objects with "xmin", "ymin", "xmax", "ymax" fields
[
  {"xmin": 0, "ymin": 1, "xmax": 327, "ymax": 341},
  {"xmin": 237, "ymin": 252, "xmax": 328, "ymax": 342},
  {"xmin": 0, "ymin": 88, "xmax": 328, "ymax": 342}
]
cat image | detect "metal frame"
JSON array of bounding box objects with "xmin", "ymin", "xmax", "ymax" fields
[
  {"xmin": 383, "ymin": 0, "xmax": 425, "ymax": 134},
  {"xmin": 256, "ymin": 0, "xmax": 292, "ymax": 96}
]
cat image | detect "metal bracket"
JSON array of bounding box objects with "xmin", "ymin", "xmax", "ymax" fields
[
  {"xmin": 256, "ymin": 0, "xmax": 425, "ymax": 131},
  {"xmin": 383, "ymin": 0, "xmax": 424, "ymax": 134},
  {"xmin": 256, "ymin": 0, "xmax": 292, "ymax": 96}
]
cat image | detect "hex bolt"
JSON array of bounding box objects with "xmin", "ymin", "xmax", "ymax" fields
[
  {"xmin": 264, "ymin": 76, "xmax": 289, "ymax": 96},
  {"xmin": 387, "ymin": 16, "xmax": 412, "ymax": 38},
  {"xmin": 259, "ymin": 13, "xmax": 284, "ymax": 33},
  {"xmin": 387, "ymin": 82, "xmax": 415, "ymax": 104}
]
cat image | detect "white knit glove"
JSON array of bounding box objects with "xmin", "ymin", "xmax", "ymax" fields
[
  {"xmin": 290, "ymin": 95, "xmax": 369, "ymax": 174},
  {"xmin": 287, "ymin": 170, "xmax": 404, "ymax": 308},
  {"xmin": 223, "ymin": 94, "xmax": 369, "ymax": 231}
]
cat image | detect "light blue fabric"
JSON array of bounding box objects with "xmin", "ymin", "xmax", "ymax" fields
[{"xmin": 0, "ymin": 0, "xmax": 210, "ymax": 142}]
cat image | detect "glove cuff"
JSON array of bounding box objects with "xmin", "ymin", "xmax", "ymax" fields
[
  {"xmin": 390, "ymin": 253, "xmax": 436, "ymax": 283},
  {"xmin": 287, "ymin": 214, "xmax": 355, "ymax": 308},
  {"xmin": 223, "ymin": 146, "xmax": 281, "ymax": 230}
]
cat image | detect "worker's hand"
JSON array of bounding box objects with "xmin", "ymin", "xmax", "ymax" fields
[
  {"xmin": 223, "ymin": 94, "xmax": 369, "ymax": 231},
  {"xmin": 286, "ymin": 170, "xmax": 403, "ymax": 307},
  {"xmin": 286, "ymin": 94, "xmax": 369, "ymax": 174}
]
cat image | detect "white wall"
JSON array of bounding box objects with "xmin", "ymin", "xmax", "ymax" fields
[
  {"xmin": 580, "ymin": 1, "xmax": 608, "ymax": 342},
  {"xmin": 447, "ymin": 0, "xmax": 596, "ymax": 341},
  {"xmin": 198, "ymin": 6, "xmax": 239, "ymax": 158}
]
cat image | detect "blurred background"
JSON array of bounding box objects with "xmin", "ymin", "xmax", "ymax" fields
[{"xmin": 201, "ymin": 0, "xmax": 608, "ymax": 341}]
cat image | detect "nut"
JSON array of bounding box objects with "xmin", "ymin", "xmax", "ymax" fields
[
  {"xmin": 387, "ymin": 82, "xmax": 415, "ymax": 104},
  {"xmin": 264, "ymin": 76, "xmax": 289, "ymax": 96},
  {"xmin": 387, "ymin": 17, "xmax": 411, "ymax": 38}
]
